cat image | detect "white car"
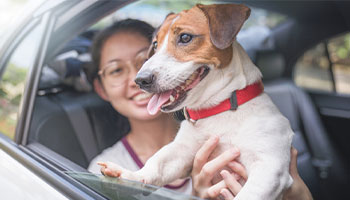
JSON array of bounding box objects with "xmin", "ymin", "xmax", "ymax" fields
[{"xmin": 0, "ymin": 0, "xmax": 349, "ymax": 199}]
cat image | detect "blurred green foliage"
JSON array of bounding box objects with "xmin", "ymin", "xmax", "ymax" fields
[
  {"xmin": 2, "ymin": 63, "xmax": 27, "ymax": 86},
  {"xmin": 0, "ymin": 62, "xmax": 27, "ymax": 140}
]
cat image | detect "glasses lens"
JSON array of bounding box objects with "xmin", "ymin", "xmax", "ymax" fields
[
  {"xmin": 134, "ymin": 51, "xmax": 148, "ymax": 70},
  {"xmin": 103, "ymin": 62, "xmax": 128, "ymax": 86}
]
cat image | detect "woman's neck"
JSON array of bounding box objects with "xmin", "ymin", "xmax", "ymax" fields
[{"xmin": 126, "ymin": 113, "xmax": 179, "ymax": 162}]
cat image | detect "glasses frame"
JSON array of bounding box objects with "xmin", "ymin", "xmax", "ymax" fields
[{"xmin": 97, "ymin": 49, "xmax": 148, "ymax": 86}]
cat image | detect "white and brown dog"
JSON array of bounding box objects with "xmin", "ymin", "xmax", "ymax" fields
[{"xmin": 100, "ymin": 4, "xmax": 293, "ymax": 200}]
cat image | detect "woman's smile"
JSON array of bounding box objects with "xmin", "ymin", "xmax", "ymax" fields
[{"xmin": 130, "ymin": 91, "xmax": 152, "ymax": 106}]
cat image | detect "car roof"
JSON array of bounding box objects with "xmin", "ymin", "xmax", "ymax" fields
[{"xmin": 245, "ymin": 0, "xmax": 350, "ymax": 22}]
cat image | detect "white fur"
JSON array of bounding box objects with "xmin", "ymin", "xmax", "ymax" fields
[{"xmin": 110, "ymin": 38, "xmax": 294, "ymax": 199}]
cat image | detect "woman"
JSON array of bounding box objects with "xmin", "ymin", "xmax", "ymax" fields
[
  {"xmin": 88, "ymin": 18, "xmax": 191, "ymax": 194},
  {"xmin": 88, "ymin": 19, "xmax": 312, "ymax": 200}
]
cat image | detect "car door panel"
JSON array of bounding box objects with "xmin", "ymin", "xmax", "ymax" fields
[{"xmin": 309, "ymin": 92, "xmax": 350, "ymax": 165}]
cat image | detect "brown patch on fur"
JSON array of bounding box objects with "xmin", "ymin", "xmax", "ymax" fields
[
  {"xmin": 155, "ymin": 4, "xmax": 250, "ymax": 69},
  {"xmin": 197, "ymin": 4, "xmax": 251, "ymax": 50}
]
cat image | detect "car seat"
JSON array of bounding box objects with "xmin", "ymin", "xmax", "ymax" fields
[
  {"xmin": 255, "ymin": 50, "xmax": 348, "ymax": 200},
  {"xmin": 28, "ymin": 33, "xmax": 130, "ymax": 168}
]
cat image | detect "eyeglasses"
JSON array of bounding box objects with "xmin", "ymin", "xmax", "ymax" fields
[{"xmin": 98, "ymin": 50, "xmax": 148, "ymax": 86}]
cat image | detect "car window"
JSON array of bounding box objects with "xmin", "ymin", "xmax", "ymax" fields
[
  {"xmin": 66, "ymin": 172, "xmax": 200, "ymax": 200},
  {"xmin": 294, "ymin": 32, "xmax": 350, "ymax": 95},
  {"xmin": 0, "ymin": 21, "xmax": 45, "ymax": 140}
]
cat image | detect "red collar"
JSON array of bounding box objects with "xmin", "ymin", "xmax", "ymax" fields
[{"xmin": 184, "ymin": 81, "xmax": 264, "ymax": 122}]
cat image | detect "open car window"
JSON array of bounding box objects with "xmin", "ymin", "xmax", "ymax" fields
[{"xmin": 24, "ymin": 0, "xmax": 288, "ymax": 199}]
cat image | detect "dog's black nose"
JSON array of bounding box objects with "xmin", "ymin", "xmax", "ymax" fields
[{"xmin": 135, "ymin": 71, "xmax": 155, "ymax": 89}]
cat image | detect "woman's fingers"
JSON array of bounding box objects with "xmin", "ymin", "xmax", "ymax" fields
[
  {"xmin": 206, "ymin": 169, "xmax": 244, "ymax": 198},
  {"xmin": 227, "ymin": 161, "xmax": 248, "ymax": 180},
  {"xmin": 207, "ymin": 180, "xmax": 227, "ymax": 198},
  {"xmin": 289, "ymin": 147, "xmax": 298, "ymax": 177},
  {"xmin": 202, "ymin": 147, "xmax": 240, "ymax": 178},
  {"xmin": 220, "ymin": 188, "xmax": 235, "ymax": 200},
  {"xmin": 220, "ymin": 170, "xmax": 242, "ymax": 196},
  {"xmin": 193, "ymin": 136, "xmax": 219, "ymax": 176}
]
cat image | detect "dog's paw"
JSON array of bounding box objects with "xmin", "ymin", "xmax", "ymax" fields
[
  {"xmin": 97, "ymin": 161, "xmax": 124, "ymax": 177},
  {"xmin": 97, "ymin": 161, "xmax": 144, "ymax": 182}
]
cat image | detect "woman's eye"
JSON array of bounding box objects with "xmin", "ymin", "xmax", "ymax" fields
[
  {"xmin": 108, "ymin": 67, "xmax": 123, "ymax": 75},
  {"xmin": 153, "ymin": 41, "xmax": 158, "ymax": 50},
  {"xmin": 179, "ymin": 33, "xmax": 193, "ymax": 44}
]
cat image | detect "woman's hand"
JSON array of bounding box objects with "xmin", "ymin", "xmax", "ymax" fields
[
  {"xmin": 192, "ymin": 136, "xmax": 313, "ymax": 200},
  {"xmin": 282, "ymin": 147, "xmax": 313, "ymax": 200},
  {"xmin": 219, "ymin": 147, "xmax": 313, "ymax": 200},
  {"xmin": 191, "ymin": 136, "xmax": 247, "ymax": 199}
]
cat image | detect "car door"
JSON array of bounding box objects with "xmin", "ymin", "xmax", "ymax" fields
[
  {"xmin": 0, "ymin": 8, "xmax": 70, "ymax": 200},
  {"xmin": 0, "ymin": 2, "xmax": 103, "ymax": 199}
]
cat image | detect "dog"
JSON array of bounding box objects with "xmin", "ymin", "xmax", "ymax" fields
[{"xmin": 99, "ymin": 4, "xmax": 293, "ymax": 200}]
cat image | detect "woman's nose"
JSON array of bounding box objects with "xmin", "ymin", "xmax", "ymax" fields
[{"xmin": 128, "ymin": 66, "xmax": 139, "ymax": 87}]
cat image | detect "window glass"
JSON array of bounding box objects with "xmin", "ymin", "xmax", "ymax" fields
[
  {"xmin": 0, "ymin": 22, "xmax": 44, "ymax": 140},
  {"xmin": 294, "ymin": 33, "xmax": 350, "ymax": 94},
  {"xmin": 327, "ymin": 33, "xmax": 350, "ymax": 94},
  {"xmin": 294, "ymin": 43, "xmax": 333, "ymax": 92},
  {"xmin": 66, "ymin": 172, "xmax": 200, "ymax": 200}
]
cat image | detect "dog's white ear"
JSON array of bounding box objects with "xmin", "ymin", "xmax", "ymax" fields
[{"xmin": 197, "ymin": 3, "xmax": 250, "ymax": 50}]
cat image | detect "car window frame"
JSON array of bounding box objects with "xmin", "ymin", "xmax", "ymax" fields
[
  {"xmin": 0, "ymin": 4, "xmax": 111, "ymax": 199},
  {"xmin": 0, "ymin": 15, "xmax": 48, "ymax": 143},
  {"xmin": 10, "ymin": 12, "xmax": 55, "ymax": 145}
]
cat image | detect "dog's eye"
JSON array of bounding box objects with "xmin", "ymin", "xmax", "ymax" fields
[
  {"xmin": 153, "ymin": 41, "xmax": 158, "ymax": 50},
  {"xmin": 179, "ymin": 33, "xmax": 193, "ymax": 44}
]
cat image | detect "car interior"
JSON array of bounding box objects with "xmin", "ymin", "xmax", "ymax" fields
[{"xmin": 23, "ymin": 1, "xmax": 349, "ymax": 199}]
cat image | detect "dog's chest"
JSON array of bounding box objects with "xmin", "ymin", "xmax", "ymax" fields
[{"xmin": 189, "ymin": 95, "xmax": 287, "ymax": 168}]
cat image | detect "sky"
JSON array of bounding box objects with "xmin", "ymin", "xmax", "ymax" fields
[{"xmin": 0, "ymin": 0, "xmax": 45, "ymax": 44}]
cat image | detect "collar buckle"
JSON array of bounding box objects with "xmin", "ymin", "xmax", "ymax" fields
[
  {"xmin": 230, "ymin": 91, "xmax": 238, "ymax": 110},
  {"xmin": 183, "ymin": 107, "xmax": 197, "ymax": 124}
]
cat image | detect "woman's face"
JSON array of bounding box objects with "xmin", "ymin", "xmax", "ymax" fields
[{"xmin": 97, "ymin": 32, "xmax": 160, "ymax": 121}]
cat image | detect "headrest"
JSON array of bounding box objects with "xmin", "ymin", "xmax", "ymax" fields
[
  {"xmin": 255, "ymin": 50, "xmax": 285, "ymax": 81},
  {"xmin": 39, "ymin": 35, "xmax": 94, "ymax": 93}
]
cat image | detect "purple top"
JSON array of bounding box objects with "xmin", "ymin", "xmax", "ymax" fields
[{"xmin": 121, "ymin": 137, "xmax": 190, "ymax": 189}]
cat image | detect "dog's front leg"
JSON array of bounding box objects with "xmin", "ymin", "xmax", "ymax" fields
[
  {"xmin": 234, "ymin": 160, "xmax": 293, "ymax": 200},
  {"xmin": 134, "ymin": 141, "xmax": 196, "ymax": 186},
  {"xmin": 134, "ymin": 122, "xmax": 206, "ymax": 186}
]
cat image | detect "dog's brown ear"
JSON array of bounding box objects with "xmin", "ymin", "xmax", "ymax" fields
[{"xmin": 197, "ymin": 3, "xmax": 250, "ymax": 50}]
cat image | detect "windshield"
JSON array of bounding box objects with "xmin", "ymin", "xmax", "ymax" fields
[{"xmin": 66, "ymin": 172, "xmax": 201, "ymax": 200}]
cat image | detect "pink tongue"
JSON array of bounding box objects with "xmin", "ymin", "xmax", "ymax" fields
[{"xmin": 147, "ymin": 91, "xmax": 172, "ymax": 115}]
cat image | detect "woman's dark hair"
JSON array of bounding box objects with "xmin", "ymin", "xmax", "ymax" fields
[{"xmin": 89, "ymin": 19, "xmax": 155, "ymax": 81}]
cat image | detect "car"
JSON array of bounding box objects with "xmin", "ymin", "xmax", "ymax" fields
[{"xmin": 0, "ymin": 0, "xmax": 349, "ymax": 199}]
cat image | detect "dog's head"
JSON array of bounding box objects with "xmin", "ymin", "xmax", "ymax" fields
[{"xmin": 135, "ymin": 4, "xmax": 251, "ymax": 115}]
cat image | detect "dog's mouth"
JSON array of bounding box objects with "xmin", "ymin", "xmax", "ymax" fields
[{"xmin": 147, "ymin": 66, "xmax": 210, "ymax": 115}]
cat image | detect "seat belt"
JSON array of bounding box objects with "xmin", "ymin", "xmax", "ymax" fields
[
  {"xmin": 292, "ymin": 86, "xmax": 332, "ymax": 180},
  {"xmin": 289, "ymin": 84, "xmax": 334, "ymax": 199},
  {"xmin": 56, "ymin": 97, "xmax": 99, "ymax": 162}
]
